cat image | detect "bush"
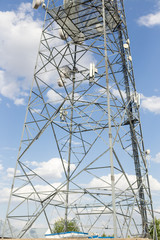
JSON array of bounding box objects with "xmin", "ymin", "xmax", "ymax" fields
[
  {"xmin": 149, "ymin": 218, "xmax": 160, "ymax": 240},
  {"xmin": 53, "ymin": 218, "xmax": 80, "ymax": 233},
  {"xmin": 101, "ymin": 233, "xmax": 107, "ymax": 237}
]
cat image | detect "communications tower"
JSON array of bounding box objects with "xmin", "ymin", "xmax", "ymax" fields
[{"xmin": 3, "ymin": 0, "xmax": 156, "ymax": 238}]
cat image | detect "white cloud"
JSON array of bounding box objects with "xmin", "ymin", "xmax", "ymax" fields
[
  {"xmin": 98, "ymin": 86, "xmax": 126, "ymax": 100},
  {"xmin": 14, "ymin": 98, "xmax": 26, "ymax": 106},
  {"xmin": 7, "ymin": 168, "xmax": 15, "ymax": 178},
  {"xmin": 141, "ymin": 94, "xmax": 160, "ymax": 114},
  {"xmin": 0, "ymin": 157, "xmax": 75, "ymax": 203},
  {"xmin": 151, "ymin": 152, "xmax": 160, "ymax": 163},
  {"xmin": 111, "ymin": 88, "xmax": 126, "ymax": 99},
  {"xmin": 2, "ymin": 146, "xmax": 17, "ymax": 151},
  {"xmin": 7, "ymin": 168, "xmax": 20, "ymax": 178},
  {"xmin": 110, "ymin": 90, "xmax": 160, "ymax": 115},
  {"xmin": 149, "ymin": 175, "xmax": 160, "ymax": 191},
  {"xmin": 30, "ymin": 108, "xmax": 42, "ymax": 114},
  {"xmin": 46, "ymin": 89, "xmax": 83, "ymax": 106},
  {"xmin": 108, "ymin": 86, "xmax": 160, "ymax": 115},
  {"xmin": 31, "ymin": 157, "xmax": 75, "ymax": 179},
  {"xmin": 1, "ymin": 168, "xmax": 160, "ymax": 205},
  {"xmin": 98, "ymin": 84, "xmax": 160, "ymax": 115},
  {"xmin": 46, "ymin": 90, "xmax": 63, "ymax": 104},
  {"xmin": 0, "ymin": 3, "xmax": 42, "ymax": 104},
  {"xmin": 0, "ymin": 163, "xmax": 3, "ymax": 171},
  {"xmin": 0, "ymin": 2, "xmax": 97, "ymax": 106},
  {"xmin": 154, "ymin": 207, "xmax": 160, "ymax": 218},
  {"xmin": 0, "ymin": 187, "xmax": 11, "ymax": 203},
  {"xmin": 26, "ymin": 160, "xmax": 39, "ymax": 166},
  {"xmin": 72, "ymin": 141, "xmax": 81, "ymax": 145},
  {"xmin": 99, "ymin": 88, "xmax": 160, "ymax": 115},
  {"xmin": 87, "ymin": 173, "xmax": 160, "ymax": 192},
  {"xmin": 138, "ymin": 11, "xmax": 160, "ymax": 27},
  {"xmin": 88, "ymin": 173, "xmax": 137, "ymax": 191},
  {"xmin": 0, "ymin": 181, "xmax": 66, "ymax": 205},
  {"xmin": 0, "ymin": 157, "xmax": 76, "ymax": 203}
]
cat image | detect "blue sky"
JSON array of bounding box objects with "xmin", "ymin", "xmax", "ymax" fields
[{"xmin": 0, "ymin": 0, "xmax": 160, "ymax": 223}]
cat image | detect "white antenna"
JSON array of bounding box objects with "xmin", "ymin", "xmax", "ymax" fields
[
  {"xmin": 133, "ymin": 92, "xmax": 140, "ymax": 108},
  {"xmin": 89, "ymin": 63, "xmax": 98, "ymax": 84}
]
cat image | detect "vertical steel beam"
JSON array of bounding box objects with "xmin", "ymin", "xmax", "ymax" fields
[{"xmin": 102, "ymin": 0, "xmax": 117, "ymax": 237}]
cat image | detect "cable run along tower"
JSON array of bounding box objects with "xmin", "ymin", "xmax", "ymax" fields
[{"xmin": 4, "ymin": 0, "xmax": 156, "ymax": 238}]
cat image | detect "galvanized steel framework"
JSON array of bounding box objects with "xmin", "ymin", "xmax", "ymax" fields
[{"xmin": 3, "ymin": 0, "xmax": 156, "ymax": 238}]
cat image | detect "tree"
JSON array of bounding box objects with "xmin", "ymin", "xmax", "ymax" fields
[
  {"xmin": 53, "ymin": 218, "xmax": 80, "ymax": 233},
  {"xmin": 101, "ymin": 233, "xmax": 107, "ymax": 237},
  {"xmin": 149, "ymin": 218, "xmax": 160, "ymax": 240}
]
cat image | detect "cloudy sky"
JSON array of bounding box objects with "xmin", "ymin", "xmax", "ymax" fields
[{"xmin": 0, "ymin": 0, "xmax": 160, "ymax": 224}]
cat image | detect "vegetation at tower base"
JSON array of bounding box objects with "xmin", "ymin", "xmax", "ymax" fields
[
  {"xmin": 52, "ymin": 218, "xmax": 80, "ymax": 233},
  {"xmin": 101, "ymin": 233, "xmax": 114, "ymax": 238},
  {"xmin": 149, "ymin": 218, "xmax": 160, "ymax": 240},
  {"xmin": 101, "ymin": 233, "xmax": 107, "ymax": 237}
]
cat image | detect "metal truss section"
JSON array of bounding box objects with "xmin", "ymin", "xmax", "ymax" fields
[{"xmin": 3, "ymin": 0, "xmax": 156, "ymax": 238}]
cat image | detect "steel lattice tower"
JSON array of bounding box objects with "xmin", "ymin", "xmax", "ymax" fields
[{"xmin": 3, "ymin": 0, "xmax": 156, "ymax": 238}]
